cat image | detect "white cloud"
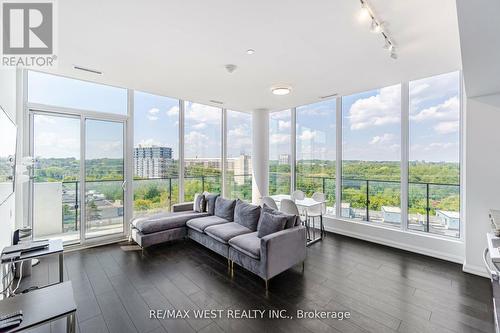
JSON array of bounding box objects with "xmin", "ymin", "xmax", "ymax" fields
[
  {"xmin": 434, "ymin": 121, "xmax": 459, "ymax": 134},
  {"xmin": 369, "ymin": 133, "xmax": 394, "ymax": 145},
  {"xmin": 185, "ymin": 102, "xmax": 221, "ymax": 125},
  {"xmin": 348, "ymin": 85, "xmax": 401, "ymax": 130},
  {"xmin": 192, "ymin": 123, "xmax": 207, "ymax": 130},
  {"xmin": 299, "ymin": 129, "xmax": 317, "ymax": 141},
  {"xmin": 166, "ymin": 106, "xmax": 179, "ymax": 117},
  {"xmin": 136, "ymin": 138, "xmax": 162, "ymax": 147},
  {"xmin": 185, "ymin": 131, "xmax": 209, "ymax": 146},
  {"xmin": 411, "ymin": 96, "xmax": 459, "ymax": 122},
  {"xmin": 410, "ymin": 71, "xmax": 459, "ymax": 109},
  {"xmin": 270, "ymin": 110, "xmax": 290, "ymax": 120},
  {"xmin": 147, "ymin": 107, "xmax": 160, "ymax": 121},
  {"xmin": 270, "ymin": 133, "xmax": 290, "ymax": 145},
  {"xmin": 278, "ymin": 120, "xmax": 291, "ymax": 130}
]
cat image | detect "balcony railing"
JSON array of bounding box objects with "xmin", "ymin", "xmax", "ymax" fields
[
  {"xmin": 51, "ymin": 175, "xmax": 459, "ymax": 239},
  {"xmin": 293, "ymin": 175, "xmax": 460, "ymax": 238}
]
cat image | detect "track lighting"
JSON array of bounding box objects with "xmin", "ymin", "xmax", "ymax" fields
[{"xmin": 359, "ymin": 0, "xmax": 397, "ymax": 60}]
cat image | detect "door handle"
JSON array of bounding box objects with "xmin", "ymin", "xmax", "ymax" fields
[{"xmin": 483, "ymin": 247, "xmax": 499, "ymax": 281}]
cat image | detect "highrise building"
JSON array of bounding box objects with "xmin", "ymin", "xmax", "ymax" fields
[{"xmin": 134, "ymin": 146, "xmax": 173, "ymax": 178}]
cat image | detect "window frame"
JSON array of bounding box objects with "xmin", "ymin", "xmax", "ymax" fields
[{"xmin": 286, "ymin": 71, "xmax": 463, "ymax": 241}]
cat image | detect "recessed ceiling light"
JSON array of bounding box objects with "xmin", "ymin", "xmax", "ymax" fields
[
  {"xmin": 246, "ymin": 49, "xmax": 255, "ymax": 55},
  {"xmin": 271, "ymin": 87, "xmax": 291, "ymax": 96}
]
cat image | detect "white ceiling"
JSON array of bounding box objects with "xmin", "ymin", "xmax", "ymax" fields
[
  {"xmin": 44, "ymin": 0, "xmax": 461, "ymax": 112},
  {"xmin": 456, "ymin": 0, "xmax": 500, "ymax": 98}
]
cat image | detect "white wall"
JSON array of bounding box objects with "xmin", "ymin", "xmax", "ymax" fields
[
  {"xmin": 463, "ymin": 93, "xmax": 500, "ymax": 276},
  {"xmin": 324, "ymin": 218, "xmax": 464, "ymax": 263},
  {"xmin": 0, "ymin": 68, "xmax": 17, "ymax": 252}
]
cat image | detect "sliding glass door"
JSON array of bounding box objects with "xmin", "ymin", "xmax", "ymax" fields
[
  {"xmin": 31, "ymin": 113, "xmax": 127, "ymax": 244},
  {"xmin": 85, "ymin": 119, "xmax": 125, "ymax": 239},
  {"xmin": 32, "ymin": 113, "xmax": 81, "ymax": 243}
]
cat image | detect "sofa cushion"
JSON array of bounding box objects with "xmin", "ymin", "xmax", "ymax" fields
[
  {"xmin": 228, "ymin": 232, "xmax": 260, "ymax": 259},
  {"xmin": 132, "ymin": 211, "xmax": 209, "ymax": 234},
  {"xmin": 205, "ymin": 194, "xmax": 220, "ymax": 215},
  {"xmin": 257, "ymin": 212, "xmax": 287, "ymax": 238},
  {"xmin": 186, "ymin": 215, "xmax": 229, "ymax": 233},
  {"xmin": 205, "ymin": 222, "xmax": 252, "ymax": 244},
  {"xmin": 214, "ymin": 197, "xmax": 236, "ymax": 221},
  {"xmin": 258, "ymin": 203, "xmax": 297, "ymax": 230},
  {"xmin": 193, "ymin": 193, "xmax": 206, "ymax": 213},
  {"xmin": 234, "ymin": 200, "xmax": 261, "ymax": 231}
]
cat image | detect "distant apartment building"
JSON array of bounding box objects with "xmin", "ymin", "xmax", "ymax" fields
[
  {"xmin": 134, "ymin": 146, "xmax": 173, "ymax": 178},
  {"xmin": 184, "ymin": 154, "xmax": 252, "ymax": 185},
  {"xmin": 279, "ymin": 154, "xmax": 291, "ymax": 165}
]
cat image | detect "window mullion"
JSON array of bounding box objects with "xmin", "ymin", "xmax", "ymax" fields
[{"xmin": 401, "ymin": 82, "xmax": 409, "ymax": 231}]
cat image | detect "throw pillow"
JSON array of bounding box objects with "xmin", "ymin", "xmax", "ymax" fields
[
  {"xmin": 257, "ymin": 203, "xmax": 297, "ymax": 230},
  {"xmin": 234, "ymin": 199, "xmax": 261, "ymax": 231},
  {"xmin": 214, "ymin": 197, "xmax": 236, "ymax": 221},
  {"xmin": 193, "ymin": 193, "xmax": 205, "ymax": 213},
  {"xmin": 257, "ymin": 212, "xmax": 287, "ymax": 238},
  {"xmin": 205, "ymin": 194, "xmax": 220, "ymax": 215}
]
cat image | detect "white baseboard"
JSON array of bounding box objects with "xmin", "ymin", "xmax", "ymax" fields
[
  {"xmin": 462, "ymin": 262, "xmax": 489, "ymax": 278},
  {"xmin": 324, "ymin": 224, "xmax": 464, "ymax": 264}
]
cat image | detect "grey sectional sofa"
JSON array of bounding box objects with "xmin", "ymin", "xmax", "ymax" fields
[{"xmin": 130, "ymin": 194, "xmax": 306, "ymax": 289}]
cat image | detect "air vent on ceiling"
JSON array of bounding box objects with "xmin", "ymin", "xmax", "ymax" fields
[
  {"xmin": 73, "ymin": 65, "xmax": 102, "ymax": 75},
  {"xmin": 209, "ymin": 100, "xmax": 224, "ymax": 105},
  {"xmin": 320, "ymin": 93, "xmax": 338, "ymax": 99}
]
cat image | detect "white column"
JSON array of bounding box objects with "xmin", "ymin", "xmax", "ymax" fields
[{"xmin": 252, "ymin": 109, "xmax": 269, "ymax": 204}]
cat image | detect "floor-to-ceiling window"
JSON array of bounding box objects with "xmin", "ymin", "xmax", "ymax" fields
[
  {"xmin": 133, "ymin": 91, "xmax": 179, "ymax": 217},
  {"xmin": 341, "ymin": 85, "xmax": 401, "ymax": 226},
  {"xmin": 184, "ymin": 102, "xmax": 222, "ymax": 200},
  {"xmin": 269, "ymin": 110, "xmax": 291, "ymax": 195},
  {"xmin": 27, "ymin": 71, "xmax": 128, "ymax": 244},
  {"xmin": 296, "ymin": 99, "xmax": 336, "ymax": 212},
  {"xmin": 408, "ymin": 71, "xmax": 460, "ymax": 237},
  {"xmin": 226, "ymin": 110, "xmax": 252, "ymax": 201}
]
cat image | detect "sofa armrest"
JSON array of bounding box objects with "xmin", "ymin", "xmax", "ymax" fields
[
  {"xmin": 172, "ymin": 202, "xmax": 194, "ymax": 212},
  {"xmin": 260, "ymin": 226, "xmax": 306, "ymax": 279}
]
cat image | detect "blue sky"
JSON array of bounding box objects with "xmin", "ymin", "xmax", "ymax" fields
[{"xmin": 30, "ymin": 70, "xmax": 460, "ymax": 164}]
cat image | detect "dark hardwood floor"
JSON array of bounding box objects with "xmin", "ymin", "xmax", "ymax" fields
[{"xmin": 18, "ymin": 233, "xmax": 494, "ymax": 333}]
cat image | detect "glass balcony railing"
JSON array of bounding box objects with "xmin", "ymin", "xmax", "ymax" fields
[{"xmin": 226, "ymin": 174, "xmax": 252, "ymax": 201}]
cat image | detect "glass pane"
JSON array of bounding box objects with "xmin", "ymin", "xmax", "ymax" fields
[
  {"xmin": 296, "ymin": 99, "xmax": 336, "ymax": 212},
  {"xmin": 342, "ymin": 85, "xmax": 401, "ymax": 226},
  {"xmin": 85, "ymin": 120, "xmax": 124, "ymax": 239},
  {"xmin": 28, "ymin": 71, "xmax": 127, "ymax": 114},
  {"xmin": 184, "ymin": 102, "xmax": 221, "ymax": 201},
  {"xmin": 133, "ymin": 91, "xmax": 179, "ymax": 217},
  {"xmin": 32, "ymin": 114, "xmax": 80, "ymax": 244},
  {"xmin": 226, "ymin": 110, "xmax": 252, "ymax": 201},
  {"xmin": 409, "ymin": 71, "xmax": 460, "ymax": 238},
  {"xmin": 269, "ymin": 110, "xmax": 291, "ymax": 195}
]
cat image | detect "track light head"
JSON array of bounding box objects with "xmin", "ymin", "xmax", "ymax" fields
[
  {"xmin": 359, "ymin": 3, "xmax": 370, "ymax": 21},
  {"xmin": 370, "ymin": 19, "xmax": 382, "ymax": 33}
]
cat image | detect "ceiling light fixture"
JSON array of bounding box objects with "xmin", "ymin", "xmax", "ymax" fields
[
  {"xmin": 271, "ymin": 87, "xmax": 291, "ymax": 96},
  {"xmin": 359, "ymin": 0, "xmax": 397, "ymax": 60},
  {"xmin": 246, "ymin": 49, "xmax": 255, "ymax": 55}
]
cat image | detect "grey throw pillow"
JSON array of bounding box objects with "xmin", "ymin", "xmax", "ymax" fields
[
  {"xmin": 193, "ymin": 193, "xmax": 206, "ymax": 213},
  {"xmin": 258, "ymin": 203, "xmax": 297, "ymax": 230},
  {"xmin": 205, "ymin": 194, "xmax": 220, "ymax": 215},
  {"xmin": 214, "ymin": 197, "xmax": 236, "ymax": 221},
  {"xmin": 257, "ymin": 212, "xmax": 287, "ymax": 238},
  {"xmin": 234, "ymin": 199, "xmax": 261, "ymax": 231}
]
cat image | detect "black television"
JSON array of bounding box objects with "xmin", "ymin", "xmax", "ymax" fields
[{"xmin": 0, "ymin": 105, "xmax": 17, "ymax": 206}]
